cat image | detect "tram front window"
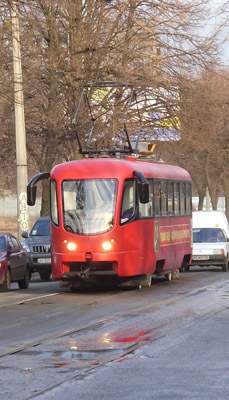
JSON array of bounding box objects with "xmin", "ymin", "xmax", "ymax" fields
[{"xmin": 62, "ymin": 179, "xmax": 117, "ymax": 235}]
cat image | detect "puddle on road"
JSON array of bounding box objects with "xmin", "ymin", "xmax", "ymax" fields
[
  {"xmin": 111, "ymin": 328, "xmax": 156, "ymax": 344},
  {"xmin": 12, "ymin": 325, "xmax": 158, "ymax": 367},
  {"xmin": 2, "ymin": 280, "xmax": 229, "ymax": 400},
  {"xmin": 1, "ymin": 323, "xmax": 160, "ymax": 385}
]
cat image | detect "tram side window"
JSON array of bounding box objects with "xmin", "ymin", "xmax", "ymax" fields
[
  {"xmin": 161, "ymin": 181, "xmax": 167, "ymax": 216},
  {"xmin": 180, "ymin": 182, "xmax": 186, "ymax": 214},
  {"xmin": 168, "ymin": 182, "xmax": 173, "ymax": 215},
  {"xmin": 174, "ymin": 182, "xmax": 180, "ymax": 215},
  {"xmin": 121, "ymin": 180, "xmax": 136, "ymax": 224},
  {"xmin": 50, "ymin": 180, "xmax": 59, "ymax": 225},
  {"xmin": 154, "ymin": 181, "xmax": 161, "ymax": 216},
  {"xmin": 186, "ymin": 183, "xmax": 192, "ymax": 215},
  {"xmin": 139, "ymin": 180, "xmax": 154, "ymax": 217}
]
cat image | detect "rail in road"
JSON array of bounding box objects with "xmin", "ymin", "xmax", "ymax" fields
[{"xmin": 0, "ymin": 273, "xmax": 229, "ymax": 399}]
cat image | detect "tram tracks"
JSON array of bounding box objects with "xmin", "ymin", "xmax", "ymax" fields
[
  {"xmin": 27, "ymin": 300, "xmax": 229, "ymax": 400},
  {"xmin": 1, "ymin": 278, "xmax": 228, "ymax": 360},
  {"xmin": 25, "ymin": 342, "xmax": 142, "ymax": 400},
  {"xmin": 1, "ymin": 278, "xmax": 229, "ymax": 400},
  {"xmin": 0, "ymin": 313, "xmax": 117, "ymax": 359}
]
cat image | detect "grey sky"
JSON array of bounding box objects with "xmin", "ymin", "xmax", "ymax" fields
[{"xmin": 209, "ymin": 0, "xmax": 229, "ymax": 64}]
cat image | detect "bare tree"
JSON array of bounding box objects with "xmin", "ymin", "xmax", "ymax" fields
[
  {"xmin": 156, "ymin": 68, "xmax": 229, "ymax": 219},
  {"xmin": 0, "ymin": 0, "xmax": 226, "ymax": 214}
]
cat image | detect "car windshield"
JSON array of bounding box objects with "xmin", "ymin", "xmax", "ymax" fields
[
  {"xmin": 30, "ymin": 219, "xmax": 50, "ymax": 236},
  {"xmin": 193, "ymin": 228, "xmax": 226, "ymax": 243},
  {"xmin": 62, "ymin": 179, "xmax": 117, "ymax": 235},
  {"xmin": 0, "ymin": 237, "xmax": 6, "ymax": 251}
]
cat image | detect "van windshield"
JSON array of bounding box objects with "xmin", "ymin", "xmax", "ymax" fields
[{"xmin": 193, "ymin": 228, "xmax": 226, "ymax": 243}]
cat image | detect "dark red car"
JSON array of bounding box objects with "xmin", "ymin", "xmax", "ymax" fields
[{"xmin": 0, "ymin": 233, "xmax": 30, "ymax": 292}]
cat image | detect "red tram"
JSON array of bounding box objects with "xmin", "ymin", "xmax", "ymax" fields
[{"xmin": 27, "ymin": 155, "xmax": 192, "ymax": 289}]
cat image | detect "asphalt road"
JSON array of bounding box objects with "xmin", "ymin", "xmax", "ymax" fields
[{"xmin": 0, "ymin": 268, "xmax": 228, "ymax": 400}]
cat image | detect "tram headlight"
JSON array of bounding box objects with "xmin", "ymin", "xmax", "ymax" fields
[
  {"xmin": 102, "ymin": 241, "xmax": 113, "ymax": 251},
  {"xmin": 67, "ymin": 242, "xmax": 77, "ymax": 251}
]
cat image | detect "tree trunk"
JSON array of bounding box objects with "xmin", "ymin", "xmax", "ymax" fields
[
  {"xmin": 40, "ymin": 180, "xmax": 50, "ymax": 216},
  {"xmin": 223, "ymin": 176, "xmax": 229, "ymax": 221},
  {"xmin": 198, "ymin": 189, "xmax": 205, "ymax": 210},
  {"xmin": 211, "ymin": 195, "xmax": 219, "ymax": 210},
  {"xmin": 225, "ymin": 191, "xmax": 229, "ymax": 221}
]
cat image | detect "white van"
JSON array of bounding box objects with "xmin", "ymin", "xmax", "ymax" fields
[{"xmin": 188, "ymin": 211, "xmax": 229, "ymax": 272}]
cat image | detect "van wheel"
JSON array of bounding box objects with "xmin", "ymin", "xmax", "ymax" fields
[
  {"xmin": 0, "ymin": 268, "xmax": 11, "ymax": 292},
  {"xmin": 18, "ymin": 268, "xmax": 30, "ymax": 289},
  {"xmin": 222, "ymin": 260, "xmax": 229, "ymax": 272}
]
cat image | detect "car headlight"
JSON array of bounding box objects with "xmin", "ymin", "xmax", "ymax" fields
[
  {"xmin": 213, "ymin": 249, "xmax": 223, "ymax": 255},
  {"xmin": 22, "ymin": 243, "xmax": 30, "ymax": 252}
]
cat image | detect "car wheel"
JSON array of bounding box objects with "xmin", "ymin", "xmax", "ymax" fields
[
  {"xmin": 184, "ymin": 266, "xmax": 190, "ymax": 272},
  {"xmin": 0, "ymin": 268, "xmax": 11, "ymax": 292},
  {"xmin": 39, "ymin": 272, "xmax": 51, "ymax": 280},
  {"xmin": 18, "ymin": 268, "xmax": 30, "ymax": 289},
  {"xmin": 222, "ymin": 259, "xmax": 229, "ymax": 272}
]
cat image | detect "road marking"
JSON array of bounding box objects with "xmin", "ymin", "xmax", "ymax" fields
[{"xmin": 0, "ymin": 292, "xmax": 61, "ymax": 309}]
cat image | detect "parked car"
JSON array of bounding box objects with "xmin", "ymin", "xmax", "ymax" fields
[
  {"xmin": 0, "ymin": 233, "xmax": 30, "ymax": 292},
  {"xmin": 22, "ymin": 216, "xmax": 51, "ymax": 280},
  {"xmin": 188, "ymin": 211, "xmax": 229, "ymax": 272}
]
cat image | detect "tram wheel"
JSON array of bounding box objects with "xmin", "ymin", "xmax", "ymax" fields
[
  {"xmin": 146, "ymin": 274, "xmax": 152, "ymax": 287},
  {"xmin": 172, "ymin": 269, "xmax": 180, "ymax": 280},
  {"xmin": 165, "ymin": 273, "xmax": 172, "ymax": 281}
]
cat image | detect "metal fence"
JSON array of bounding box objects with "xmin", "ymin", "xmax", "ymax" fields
[{"xmin": 0, "ymin": 195, "xmax": 41, "ymax": 217}]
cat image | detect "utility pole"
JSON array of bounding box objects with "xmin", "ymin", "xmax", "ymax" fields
[{"xmin": 11, "ymin": 1, "xmax": 29, "ymax": 239}]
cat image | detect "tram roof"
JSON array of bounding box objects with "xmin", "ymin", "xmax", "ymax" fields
[{"xmin": 51, "ymin": 156, "xmax": 191, "ymax": 181}]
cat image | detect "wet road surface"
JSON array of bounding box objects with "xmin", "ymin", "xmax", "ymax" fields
[{"xmin": 0, "ymin": 268, "xmax": 228, "ymax": 399}]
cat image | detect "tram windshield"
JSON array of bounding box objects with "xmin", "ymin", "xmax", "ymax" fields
[{"xmin": 62, "ymin": 179, "xmax": 117, "ymax": 235}]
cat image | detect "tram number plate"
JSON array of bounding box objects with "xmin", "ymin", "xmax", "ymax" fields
[
  {"xmin": 192, "ymin": 255, "xmax": 209, "ymax": 260},
  {"xmin": 37, "ymin": 258, "xmax": 51, "ymax": 264}
]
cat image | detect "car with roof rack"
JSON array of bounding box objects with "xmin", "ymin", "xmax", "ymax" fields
[{"xmin": 22, "ymin": 215, "xmax": 51, "ymax": 280}]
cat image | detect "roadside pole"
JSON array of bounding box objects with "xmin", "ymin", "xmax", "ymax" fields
[{"xmin": 11, "ymin": 1, "xmax": 29, "ymax": 239}]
